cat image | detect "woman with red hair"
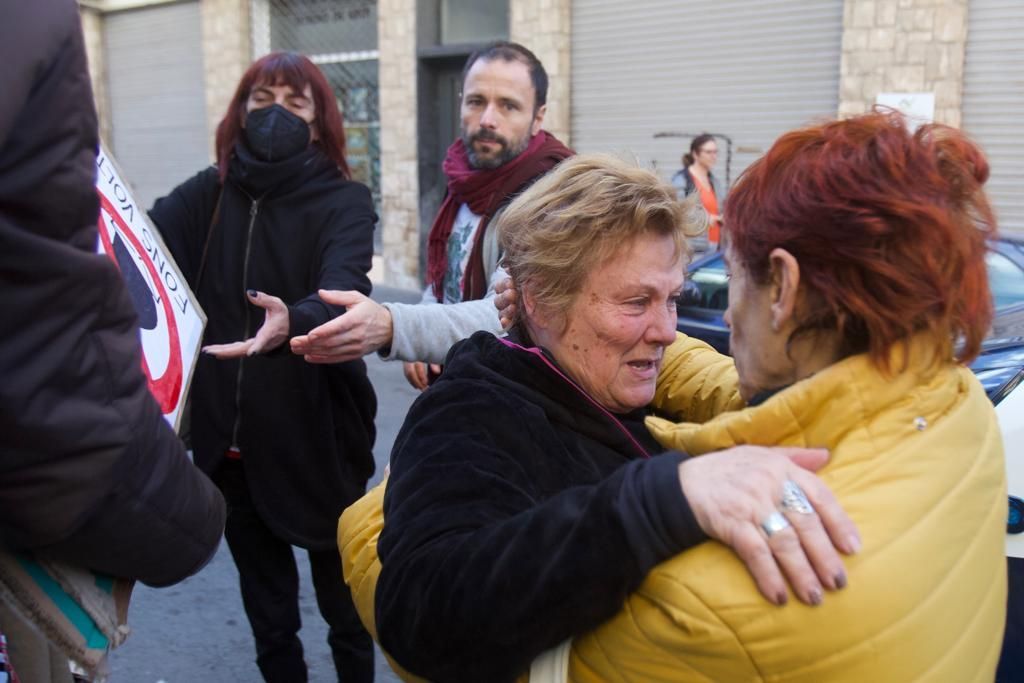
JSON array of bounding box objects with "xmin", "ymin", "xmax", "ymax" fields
[
  {"xmin": 564, "ymin": 110, "xmax": 1007, "ymax": 681},
  {"xmin": 149, "ymin": 52, "xmax": 376, "ymax": 682}
]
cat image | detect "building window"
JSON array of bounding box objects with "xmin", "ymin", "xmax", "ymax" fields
[
  {"xmin": 252, "ymin": 0, "xmax": 381, "ymax": 249},
  {"xmin": 440, "ymin": 0, "xmax": 508, "ymax": 45}
]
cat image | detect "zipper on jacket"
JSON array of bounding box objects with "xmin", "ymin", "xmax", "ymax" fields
[{"xmin": 231, "ymin": 198, "xmax": 260, "ymax": 449}]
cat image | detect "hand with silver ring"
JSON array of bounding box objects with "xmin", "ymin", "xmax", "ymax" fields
[
  {"xmin": 781, "ymin": 479, "xmax": 815, "ymax": 515},
  {"xmin": 678, "ymin": 445, "xmax": 861, "ymax": 607},
  {"xmin": 761, "ymin": 510, "xmax": 791, "ymax": 537}
]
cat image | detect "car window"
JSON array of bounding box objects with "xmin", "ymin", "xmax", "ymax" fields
[
  {"xmin": 684, "ymin": 255, "xmax": 729, "ymax": 311},
  {"xmin": 988, "ymin": 250, "xmax": 1024, "ymax": 309}
]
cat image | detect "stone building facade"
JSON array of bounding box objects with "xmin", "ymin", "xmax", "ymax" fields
[
  {"xmin": 78, "ymin": 0, "xmax": 1015, "ymax": 288},
  {"xmin": 839, "ymin": 0, "xmax": 969, "ymax": 127}
]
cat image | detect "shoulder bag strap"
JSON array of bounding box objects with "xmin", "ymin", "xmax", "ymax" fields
[{"xmin": 194, "ymin": 184, "xmax": 224, "ymax": 293}]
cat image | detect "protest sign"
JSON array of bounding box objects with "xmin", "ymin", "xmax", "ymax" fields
[{"xmin": 94, "ymin": 146, "xmax": 205, "ymax": 433}]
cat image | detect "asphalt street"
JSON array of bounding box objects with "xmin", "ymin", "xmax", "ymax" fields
[{"xmin": 108, "ymin": 285, "xmax": 423, "ymax": 682}]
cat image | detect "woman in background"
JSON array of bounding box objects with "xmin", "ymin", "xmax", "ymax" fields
[{"xmin": 672, "ymin": 133, "xmax": 722, "ymax": 251}]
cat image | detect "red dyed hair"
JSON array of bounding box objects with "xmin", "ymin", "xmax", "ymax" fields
[
  {"xmin": 725, "ymin": 109, "xmax": 995, "ymax": 367},
  {"xmin": 214, "ymin": 51, "xmax": 350, "ymax": 180}
]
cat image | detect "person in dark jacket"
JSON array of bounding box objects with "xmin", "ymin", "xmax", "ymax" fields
[
  {"xmin": 1, "ymin": 0, "xmax": 225, "ymax": 678},
  {"xmin": 375, "ymin": 154, "xmax": 860, "ymax": 682},
  {"xmin": 148, "ymin": 52, "xmax": 377, "ymax": 683}
]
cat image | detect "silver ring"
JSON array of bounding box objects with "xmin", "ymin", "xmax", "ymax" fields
[
  {"xmin": 761, "ymin": 511, "xmax": 791, "ymax": 537},
  {"xmin": 780, "ymin": 480, "xmax": 815, "ymax": 515}
]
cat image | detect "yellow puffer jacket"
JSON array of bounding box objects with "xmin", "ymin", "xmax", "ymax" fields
[{"xmin": 571, "ymin": 337, "xmax": 1007, "ymax": 682}]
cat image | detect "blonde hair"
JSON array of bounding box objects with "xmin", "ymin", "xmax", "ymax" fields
[{"xmin": 497, "ymin": 153, "xmax": 703, "ymax": 330}]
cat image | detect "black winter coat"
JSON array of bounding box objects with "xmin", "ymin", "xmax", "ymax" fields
[
  {"xmin": 149, "ymin": 146, "xmax": 377, "ymax": 549},
  {"xmin": 376, "ymin": 332, "xmax": 707, "ymax": 682},
  {"xmin": 0, "ymin": 0, "xmax": 225, "ymax": 587}
]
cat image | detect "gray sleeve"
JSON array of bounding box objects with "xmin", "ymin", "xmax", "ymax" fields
[
  {"xmin": 382, "ymin": 266, "xmax": 510, "ymax": 364},
  {"xmin": 381, "ymin": 296, "xmax": 504, "ymax": 364}
]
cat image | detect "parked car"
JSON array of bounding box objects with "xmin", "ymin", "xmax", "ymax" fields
[
  {"xmin": 985, "ymin": 337, "xmax": 1024, "ymax": 680},
  {"xmin": 677, "ymin": 236, "xmax": 1024, "ymax": 354}
]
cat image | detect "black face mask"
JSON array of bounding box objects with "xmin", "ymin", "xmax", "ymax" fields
[{"xmin": 243, "ymin": 104, "xmax": 311, "ymax": 162}]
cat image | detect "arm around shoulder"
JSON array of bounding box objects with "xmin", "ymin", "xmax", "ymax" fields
[{"xmin": 652, "ymin": 333, "xmax": 742, "ymax": 423}]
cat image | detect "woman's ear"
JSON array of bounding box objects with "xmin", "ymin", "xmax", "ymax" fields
[
  {"xmin": 768, "ymin": 248, "xmax": 800, "ymax": 333},
  {"xmin": 521, "ymin": 287, "xmax": 545, "ymax": 329},
  {"xmin": 521, "ymin": 287, "xmax": 556, "ymax": 342}
]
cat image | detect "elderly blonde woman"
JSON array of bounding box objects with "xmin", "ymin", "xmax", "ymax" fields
[{"xmin": 340, "ymin": 154, "xmax": 862, "ymax": 682}]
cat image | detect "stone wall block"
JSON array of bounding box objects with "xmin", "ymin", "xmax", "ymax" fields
[
  {"xmin": 201, "ymin": 0, "xmax": 251, "ymax": 161},
  {"xmin": 853, "ymin": 0, "xmax": 877, "ymax": 27},
  {"xmin": 843, "ymin": 27, "xmax": 870, "ymax": 51},
  {"xmin": 912, "ymin": 7, "xmax": 934, "ymax": 30},
  {"xmin": 906, "ymin": 40, "xmax": 927, "ymax": 64},
  {"xmin": 860, "ymin": 73, "xmax": 884, "ymax": 102},
  {"xmin": 377, "ymin": 0, "xmax": 419, "ymax": 286},
  {"xmin": 892, "ymin": 33, "xmax": 908, "ymax": 62},
  {"xmin": 934, "ymin": 5, "xmax": 967, "ymax": 43},
  {"xmin": 887, "ymin": 64, "xmax": 926, "ymax": 90},
  {"xmin": 897, "ymin": 8, "xmax": 917, "ymax": 30},
  {"xmin": 869, "ymin": 27, "xmax": 896, "ymax": 50},
  {"xmin": 876, "ymin": 0, "xmax": 898, "ymax": 25},
  {"xmin": 511, "ymin": 0, "xmax": 571, "ymax": 145},
  {"xmin": 841, "ymin": 73, "xmax": 864, "ymax": 101},
  {"xmin": 924, "ymin": 43, "xmax": 949, "ymax": 81}
]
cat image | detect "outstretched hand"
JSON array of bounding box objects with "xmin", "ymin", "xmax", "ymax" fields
[
  {"xmin": 203, "ymin": 290, "xmax": 290, "ymax": 359},
  {"xmin": 677, "ymin": 445, "xmax": 860, "ymax": 607},
  {"xmin": 290, "ymin": 289, "xmax": 394, "ymax": 364}
]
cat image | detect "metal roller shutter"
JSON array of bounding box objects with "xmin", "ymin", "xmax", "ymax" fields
[
  {"xmin": 105, "ymin": 1, "xmax": 209, "ymax": 210},
  {"xmin": 571, "ymin": 0, "xmax": 843, "ymax": 191},
  {"xmin": 963, "ymin": 0, "xmax": 1024, "ymax": 237}
]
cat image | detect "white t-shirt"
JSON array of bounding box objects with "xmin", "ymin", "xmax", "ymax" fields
[{"xmin": 441, "ymin": 203, "xmax": 483, "ymax": 304}]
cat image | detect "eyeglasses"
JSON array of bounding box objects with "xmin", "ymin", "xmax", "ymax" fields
[{"xmin": 700, "ymin": 148, "xmax": 719, "ymax": 155}]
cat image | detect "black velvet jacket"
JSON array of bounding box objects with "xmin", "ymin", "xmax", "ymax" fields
[
  {"xmin": 376, "ymin": 332, "xmax": 706, "ymax": 682},
  {"xmin": 149, "ymin": 146, "xmax": 377, "ymax": 549}
]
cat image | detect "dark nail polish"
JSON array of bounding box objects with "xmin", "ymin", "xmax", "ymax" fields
[
  {"xmin": 776, "ymin": 591, "xmax": 788, "ymax": 606},
  {"xmin": 834, "ymin": 571, "xmax": 847, "ymax": 589},
  {"xmin": 808, "ymin": 588, "xmax": 823, "ymax": 606},
  {"xmin": 247, "ymin": 289, "xmax": 257, "ymax": 297}
]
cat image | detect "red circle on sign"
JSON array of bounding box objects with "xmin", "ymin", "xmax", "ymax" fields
[{"xmin": 96, "ymin": 192, "xmax": 183, "ymax": 415}]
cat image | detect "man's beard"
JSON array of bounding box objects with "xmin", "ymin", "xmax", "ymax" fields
[{"xmin": 462, "ymin": 127, "xmax": 531, "ymax": 170}]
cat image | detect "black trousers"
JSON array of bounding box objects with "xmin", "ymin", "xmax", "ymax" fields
[{"xmin": 215, "ymin": 460, "xmax": 374, "ymax": 683}]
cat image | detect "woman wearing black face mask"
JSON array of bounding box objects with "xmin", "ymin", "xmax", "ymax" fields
[{"xmin": 149, "ymin": 52, "xmax": 376, "ymax": 683}]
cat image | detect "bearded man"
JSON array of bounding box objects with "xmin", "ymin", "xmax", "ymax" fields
[{"xmin": 290, "ymin": 41, "xmax": 573, "ymax": 388}]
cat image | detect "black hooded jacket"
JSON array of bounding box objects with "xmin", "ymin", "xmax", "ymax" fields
[
  {"xmin": 149, "ymin": 143, "xmax": 377, "ymax": 549},
  {"xmin": 0, "ymin": 0, "xmax": 225, "ymax": 587},
  {"xmin": 376, "ymin": 331, "xmax": 707, "ymax": 682}
]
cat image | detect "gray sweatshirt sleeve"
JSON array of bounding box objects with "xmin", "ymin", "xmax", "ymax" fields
[{"xmin": 380, "ymin": 268, "xmax": 508, "ymax": 364}]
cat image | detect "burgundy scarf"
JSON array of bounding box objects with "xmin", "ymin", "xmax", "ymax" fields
[{"xmin": 426, "ymin": 131, "xmax": 573, "ymax": 301}]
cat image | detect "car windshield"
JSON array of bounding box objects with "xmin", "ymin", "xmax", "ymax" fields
[
  {"xmin": 685, "ymin": 255, "xmax": 729, "ymax": 311},
  {"xmin": 684, "ymin": 244, "xmax": 1024, "ymax": 314},
  {"xmin": 989, "ymin": 249, "xmax": 1024, "ymax": 309}
]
